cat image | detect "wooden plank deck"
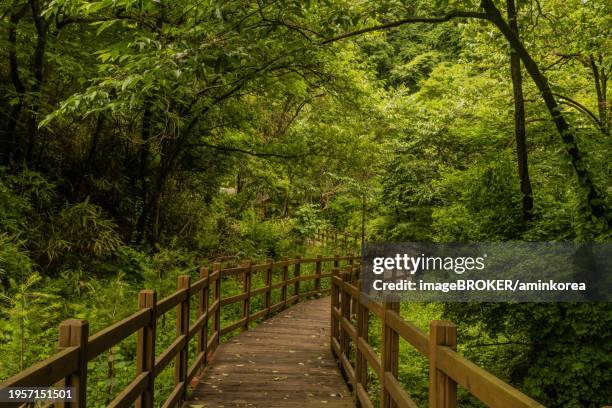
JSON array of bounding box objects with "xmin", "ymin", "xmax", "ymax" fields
[{"xmin": 184, "ymin": 297, "xmax": 354, "ymax": 407}]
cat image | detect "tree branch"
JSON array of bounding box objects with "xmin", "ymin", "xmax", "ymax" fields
[
  {"xmin": 552, "ymin": 93, "xmax": 602, "ymax": 127},
  {"xmin": 187, "ymin": 142, "xmax": 332, "ymax": 159},
  {"xmin": 321, "ymin": 11, "xmax": 488, "ymax": 44}
]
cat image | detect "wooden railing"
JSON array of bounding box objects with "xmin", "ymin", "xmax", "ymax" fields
[
  {"xmin": 330, "ymin": 265, "xmax": 545, "ymax": 408},
  {"xmin": 315, "ymin": 227, "xmax": 361, "ymax": 250},
  {"xmin": 0, "ymin": 254, "xmax": 356, "ymax": 408}
]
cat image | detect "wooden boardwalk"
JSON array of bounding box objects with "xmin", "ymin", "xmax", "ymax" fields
[
  {"xmin": 3, "ymin": 254, "xmax": 546, "ymax": 408},
  {"xmin": 184, "ymin": 297, "xmax": 353, "ymax": 407}
]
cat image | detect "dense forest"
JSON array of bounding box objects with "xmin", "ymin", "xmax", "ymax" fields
[{"xmin": 0, "ymin": 0, "xmax": 610, "ymax": 407}]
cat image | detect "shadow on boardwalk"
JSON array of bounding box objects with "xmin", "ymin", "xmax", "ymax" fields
[{"xmin": 184, "ymin": 297, "xmax": 353, "ymax": 407}]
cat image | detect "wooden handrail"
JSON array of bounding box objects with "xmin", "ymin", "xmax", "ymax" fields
[
  {"xmin": 315, "ymin": 227, "xmax": 361, "ymax": 250},
  {"xmin": 0, "ymin": 253, "xmax": 355, "ymax": 408},
  {"xmin": 330, "ymin": 267, "xmax": 546, "ymax": 408},
  {"xmin": 0, "ymin": 346, "xmax": 80, "ymax": 388},
  {"xmin": 87, "ymin": 308, "xmax": 152, "ymax": 360}
]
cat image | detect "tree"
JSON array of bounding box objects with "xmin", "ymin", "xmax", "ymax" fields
[
  {"xmin": 506, "ymin": 0, "xmax": 533, "ymax": 222},
  {"xmin": 322, "ymin": 0, "xmax": 609, "ymax": 228}
]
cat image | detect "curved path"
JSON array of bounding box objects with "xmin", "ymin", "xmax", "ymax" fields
[{"xmin": 184, "ymin": 297, "xmax": 353, "ymax": 407}]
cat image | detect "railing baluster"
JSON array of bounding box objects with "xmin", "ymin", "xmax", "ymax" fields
[
  {"xmin": 213, "ymin": 262, "xmax": 221, "ymax": 353},
  {"xmin": 199, "ymin": 267, "xmax": 209, "ymax": 365},
  {"xmin": 350, "ymin": 258, "xmax": 358, "ymax": 317},
  {"xmin": 265, "ymin": 258, "xmax": 273, "ymax": 316},
  {"xmin": 429, "ymin": 321, "xmax": 457, "ymax": 408},
  {"xmin": 340, "ymin": 267, "xmax": 351, "ymax": 360},
  {"xmin": 242, "ymin": 259, "xmax": 252, "ymax": 331},
  {"xmin": 281, "ymin": 256, "xmax": 289, "ymax": 306},
  {"xmin": 381, "ymin": 301, "xmax": 400, "ymax": 408},
  {"xmin": 355, "ymin": 280, "xmax": 369, "ymax": 406},
  {"xmin": 294, "ymin": 255, "xmax": 301, "ymax": 299},
  {"xmin": 330, "ymin": 267, "xmax": 340, "ymax": 358},
  {"xmin": 314, "ymin": 255, "xmax": 322, "ymax": 294},
  {"xmin": 175, "ymin": 275, "xmax": 191, "ymax": 402},
  {"xmin": 136, "ymin": 290, "xmax": 156, "ymax": 408},
  {"xmin": 58, "ymin": 319, "xmax": 88, "ymax": 408}
]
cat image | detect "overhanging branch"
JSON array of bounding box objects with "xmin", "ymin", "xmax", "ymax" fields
[
  {"xmin": 188, "ymin": 142, "xmax": 333, "ymax": 159},
  {"xmin": 321, "ymin": 11, "xmax": 488, "ymax": 44},
  {"xmin": 553, "ymin": 93, "xmax": 602, "ymax": 127}
]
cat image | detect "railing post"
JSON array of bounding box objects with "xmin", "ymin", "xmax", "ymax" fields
[
  {"xmin": 294, "ymin": 255, "xmax": 301, "ymax": 300},
  {"xmin": 265, "ymin": 258, "xmax": 273, "ymax": 315},
  {"xmin": 339, "ymin": 267, "xmax": 351, "ymax": 362},
  {"xmin": 213, "ymin": 262, "xmax": 221, "ymax": 353},
  {"xmin": 334, "ymin": 254, "xmax": 340, "ymax": 269},
  {"xmin": 281, "ymin": 256, "xmax": 289, "ymax": 306},
  {"xmin": 198, "ymin": 267, "xmax": 209, "ymax": 365},
  {"xmin": 58, "ymin": 319, "xmax": 88, "ymax": 408},
  {"xmin": 350, "ymin": 259, "xmax": 358, "ymax": 317},
  {"xmin": 381, "ymin": 301, "xmax": 400, "ymax": 408},
  {"xmin": 330, "ymin": 267, "xmax": 340, "ymax": 357},
  {"xmin": 136, "ymin": 290, "xmax": 156, "ymax": 408},
  {"xmin": 429, "ymin": 321, "xmax": 457, "ymax": 408},
  {"xmin": 355, "ymin": 280, "xmax": 369, "ymax": 406},
  {"xmin": 242, "ymin": 259, "xmax": 252, "ymax": 331},
  {"xmin": 175, "ymin": 275, "xmax": 191, "ymax": 401},
  {"xmin": 315, "ymin": 254, "xmax": 322, "ymax": 293}
]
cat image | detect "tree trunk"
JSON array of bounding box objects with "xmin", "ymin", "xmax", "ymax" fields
[
  {"xmin": 3, "ymin": 2, "xmax": 29, "ymax": 165},
  {"xmin": 506, "ymin": 0, "xmax": 533, "ymax": 222},
  {"xmin": 589, "ymin": 54, "xmax": 609, "ymax": 135},
  {"xmin": 481, "ymin": 0, "xmax": 608, "ymax": 226},
  {"xmin": 141, "ymin": 138, "xmax": 174, "ymax": 248},
  {"xmin": 361, "ymin": 193, "xmax": 366, "ymax": 248},
  {"xmin": 135, "ymin": 165, "xmax": 169, "ymax": 248},
  {"xmin": 26, "ymin": 0, "xmax": 47, "ymax": 166},
  {"xmin": 74, "ymin": 115, "xmax": 104, "ymax": 199},
  {"xmin": 134, "ymin": 103, "xmax": 154, "ymax": 243},
  {"xmin": 151, "ymin": 189, "xmax": 162, "ymax": 247}
]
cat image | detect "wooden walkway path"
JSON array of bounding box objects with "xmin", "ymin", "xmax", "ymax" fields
[
  {"xmin": 3, "ymin": 254, "xmax": 546, "ymax": 408},
  {"xmin": 183, "ymin": 297, "xmax": 353, "ymax": 407}
]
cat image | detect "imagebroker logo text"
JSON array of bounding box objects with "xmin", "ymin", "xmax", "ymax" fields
[{"xmin": 372, "ymin": 279, "xmax": 587, "ymax": 293}]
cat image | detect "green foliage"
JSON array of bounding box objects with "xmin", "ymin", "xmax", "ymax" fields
[
  {"xmin": 432, "ymin": 154, "xmax": 523, "ymax": 241},
  {"xmin": 0, "ymin": 0, "xmax": 610, "ymax": 406},
  {"xmin": 293, "ymin": 204, "xmax": 326, "ymax": 237},
  {"xmin": 239, "ymin": 210, "xmax": 296, "ymax": 259},
  {"xmin": 0, "ymin": 274, "xmax": 63, "ymax": 376},
  {"xmin": 0, "ymin": 170, "xmax": 54, "ymax": 237},
  {"xmin": 0, "ymin": 234, "xmax": 32, "ymax": 286},
  {"xmin": 46, "ymin": 199, "xmax": 122, "ymax": 262}
]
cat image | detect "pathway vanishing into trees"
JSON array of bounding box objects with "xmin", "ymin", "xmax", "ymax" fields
[{"xmin": 184, "ymin": 297, "xmax": 352, "ymax": 407}]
